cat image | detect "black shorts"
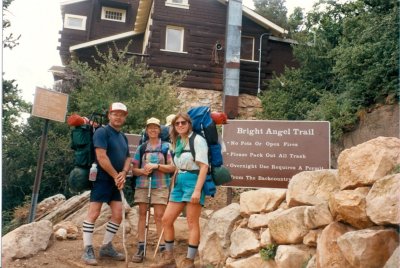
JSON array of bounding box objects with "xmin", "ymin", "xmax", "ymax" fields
[{"xmin": 90, "ymin": 179, "xmax": 121, "ymax": 203}]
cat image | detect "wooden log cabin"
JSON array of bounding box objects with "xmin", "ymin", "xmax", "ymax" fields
[{"xmin": 57, "ymin": 0, "xmax": 297, "ymax": 96}]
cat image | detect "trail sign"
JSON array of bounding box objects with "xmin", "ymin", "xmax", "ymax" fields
[
  {"xmin": 31, "ymin": 87, "xmax": 69, "ymax": 123},
  {"xmin": 222, "ymin": 120, "xmax": 330, "ymax": 188}
]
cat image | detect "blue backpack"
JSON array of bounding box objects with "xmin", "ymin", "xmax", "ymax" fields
[{"xmin": 187, "ymin": 106, "xmax": 229, "ymax": 196}]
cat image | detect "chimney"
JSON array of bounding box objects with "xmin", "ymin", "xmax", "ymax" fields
[{"xmin": 222, "ymin": 0, "xmax": 242, "ymax": 119}]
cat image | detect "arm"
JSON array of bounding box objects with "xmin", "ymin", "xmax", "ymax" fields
[
  {"xmin": 191, "ymin": 161, "xmax": 208, "ymax": 204},
  {"xmin": 95, "ymin": 148, "xmax": 126, "ymax": 190}
]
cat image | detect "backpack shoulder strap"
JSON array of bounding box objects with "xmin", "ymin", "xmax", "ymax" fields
[
  {"xmin": 138, "ymin": 142, "xmax": 147, "ymax": 168},
  {"xmin": 188, "ymin": 132, "xmax": 196, "ymax": 160}
]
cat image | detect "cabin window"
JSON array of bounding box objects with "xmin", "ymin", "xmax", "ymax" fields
[
  {"xmin": 241, "ymin": 36, "xmax": 255, "ymax": 61},
  {"xmin": 64, "ymin": 14, "xmax": 87, "ymax": 31},
  {"xmin": 165, "ymin": 26, "xmax": 184, "ymax": 52},
  {"xmin": 101, "ymin": 7, "xmax": 126, "ymax": 22},
  {"xmin": 165, "ymin": 0, "xmax": 190, "ymax": 9}
]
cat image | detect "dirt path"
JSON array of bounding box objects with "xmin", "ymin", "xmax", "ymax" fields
[{"xmin": 6, "ymin": 188, "xmax": 236, "ymax": 268}]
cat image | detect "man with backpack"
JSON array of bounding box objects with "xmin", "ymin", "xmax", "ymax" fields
[{"xmin": 81, "ymin": 102, "xmax": 131, "ymax": 266}]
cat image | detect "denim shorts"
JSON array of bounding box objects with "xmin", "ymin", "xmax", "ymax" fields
[
  {"xmin": 170, "ymin": 171, "xmax": 205, "ymax": 206},
  {"xmin": 90, "ymin": 179, "xmax": 121, "ymax": 203}
]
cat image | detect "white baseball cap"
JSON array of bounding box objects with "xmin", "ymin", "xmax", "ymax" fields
[
  {"xmin": 146, "ymin": 117, "xmax": 160, "ymax": 127},
  {"xmin": 109, "ymin": 102, "xmax": 128, "ymax": 114}
]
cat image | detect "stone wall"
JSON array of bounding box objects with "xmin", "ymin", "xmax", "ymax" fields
[{"xmin": 176, "ymin": 87, "xmax": 262, "ymax": 119}]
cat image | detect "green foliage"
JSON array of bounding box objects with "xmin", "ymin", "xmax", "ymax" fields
[
  {"xmin": 260, "ymin": 244, "xmax": 278, "ymax": 261},
  {"xmin": 254, "ymin": 0, "xmax": 288, "ymax": 27},
  {"xmin": 2, "ymin": 43, "xmax": 185, "ymax": 234},
  {"xmin": 3, "ymin": 0, "xmax": 20, "ymax": 49},
  {"xmin": 2, "ymin": 79, "xmax": 30, "ymax": 136},
  {"xmin": 67, "ymin": 43, "xmax": 185, "ymax": 133},
  {"xmin": 391, "ymin": 164, "xmax": 400, "ymax": 175},
  {"xmin": 258, "ymin": 0, "xmax": 398, "ymax": 141}
]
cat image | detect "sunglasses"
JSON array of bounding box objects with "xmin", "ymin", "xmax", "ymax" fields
[{"xmin": 174, "ymin": 120, "xmax": 188, "ymax": 127}]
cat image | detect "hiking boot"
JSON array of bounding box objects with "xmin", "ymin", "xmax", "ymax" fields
[
  {"xmin": 82, "ymin": 245, "xmax": 98, "ymax": 266},
  {"xmin": 99, "ymin": 242, "xmax": 125, "ymax": 261},
  {"xmin": 180, "ymin": 257, "xmax": 195, "ymax": 268},
  {"xmin": 131, "ymin": 248, "xmax": 144, "ymax": 263},
  {"xmin": 149, "ymin": 250, "xmax": 176, "ymax": 268}
]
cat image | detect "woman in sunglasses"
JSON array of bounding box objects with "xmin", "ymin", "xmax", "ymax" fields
[{"xmin": 150, "ymin": 112, "xmax": 208, "ymax": 268}]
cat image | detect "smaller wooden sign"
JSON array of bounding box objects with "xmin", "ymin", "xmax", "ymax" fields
[{"xmin": 31, "ymin": 87, "xmax": 69, "ymax": 123}]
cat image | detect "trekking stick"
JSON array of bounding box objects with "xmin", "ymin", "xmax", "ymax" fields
[
  {"xmin": 153, "ymin": 169, "xmax": 178, "ymax": 258},
  {"xmin": 119, "ymin": 189, "xmax": 129, "ymax": 268},
  {"xmin": 143, "ymin": 174, "xmax": 152, "ymax": 258}
]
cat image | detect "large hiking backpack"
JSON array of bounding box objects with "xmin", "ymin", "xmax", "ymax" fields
[
  {"xmin": 68, "ymin": 113, "xmax": 106, "ymax": 193},
  {"xmin": 187, "ymin": 106, "xmax": 232, "ymax": 195}
]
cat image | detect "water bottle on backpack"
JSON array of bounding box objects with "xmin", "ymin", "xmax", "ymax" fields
[{"xmin": 89, "ymin": 163, "xmax": 98, "ymax": 181}]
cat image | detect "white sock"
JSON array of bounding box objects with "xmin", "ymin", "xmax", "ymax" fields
[
  {"xmin": 102, "ymin": 221, "xmax": 119, "ymax": 245},
  {"xmin": 82, "ymin": 221, "xmax": 95, "ymax": 247}
]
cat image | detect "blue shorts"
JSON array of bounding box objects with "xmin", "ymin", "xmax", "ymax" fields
[
  {"xmin": 90, "ymin": 179, "xmax": 121, "ymax": 203},
  {"xmin": 170, "ymin": 172, "xmax": 205, "ymax": 206}
]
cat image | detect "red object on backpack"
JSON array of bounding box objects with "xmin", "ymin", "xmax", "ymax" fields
[
  {"xmin": 211, "ymin": 111, "xmax": 228, "ymax": 125},
  {"xmin": 67, "ymin": 113, "xmax": 85, "ymax": 126}
]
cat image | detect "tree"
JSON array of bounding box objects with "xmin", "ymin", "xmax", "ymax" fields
[
  {"xmin": 254, "ymin": 0, "xmax": 288, "ymax": 27},
  {"xmin": 258, "ymin": 0, "xmax": 398, "ymax": 141},
  {"xmin": 3, "ymin": 0, "xmax": 20, "ymax": 49},
  {"xmin": 66, "ymin": 43, "xmax": 185, "ymax": 133},
  {"xmin": 2, "ymin": 43, "xmax": 186, "ymax": 234}
]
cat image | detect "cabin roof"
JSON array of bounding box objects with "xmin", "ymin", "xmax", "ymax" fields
[{"xmin": 70, "ymin": 31, "xmax": 142, "ymax": 51}]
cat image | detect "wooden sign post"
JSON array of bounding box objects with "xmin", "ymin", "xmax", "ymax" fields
[{"xmin": 28, "ymin": 87, "xmax": 69, "ymax": 223}]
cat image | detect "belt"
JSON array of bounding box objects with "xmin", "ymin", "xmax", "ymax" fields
[{"xmin": 178, "ymin": 169, "xmax": 200, "ymax": 174}]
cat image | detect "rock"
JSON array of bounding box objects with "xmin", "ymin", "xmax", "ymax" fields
[
  {"xmin": 55, "ymin": 228, "xmax": 67, "ymax": 240},
  {"xmin": 338, "ymin": 137, "xmax": 400, "ymax": 189},
  {"xmin": 53, "ymin": 221, "xmax": 79, "ymax": 240},
  {"xmin": 42, "ymin": 191, "xmax": 90, "ymax": 224},
  {"xmin": 259, "ymin": 228, "xmax": 273, "ymax": 247},
  {"xmin": 225, "ymin": 253, "xmax": 276, "ymax": 268},
  {"xmin": 229, "ymin": 228, "xmax": 260, "ymax": 258},
  {"xmin": 304, "ymin": 202, "xmax": 334, "ymax": 229},
  {"xmin": 35, "ymin": 194, "xmax": 66, "ymax": 220},
  {"xmin": 366, "ymin": 173, "xmax": 400, "ymax": 225},
  {"xmin": 199, "ymin": 203, "xmax": 241, "ymax": 266},
  {"xmin": 303, "ymin": 229, "xmax": 322, "ymax": 247},
  {"xmin": 315, "ymin": 222, "xmax": 355, "ymax": 267},
  {"xmin": 275, "ymin": 245, "xmax": 315, "ymax": 268},
  {"xmin": 337, "ymin": 227, "xmax": 399, "ymax": 268},
  {"xmin": 286, "ymin": 170, "xmax": 340, "ymax": 207},
  {"xmin": 240, "ymin": 188, "xmax": 286, "ymax": 217},
  {"xmin": 2, "ymin": 220, "xmax": 53, "ymax": 263},
  {"xmin": 248, "ymin": 209, "xmax": 284, "ymax": 229},
  {"xmin": 329, "ymin": 187, "xmax": 375, "ymax": 229},
  {"xmin": 383, "ymin": 246, "xmax": 400, "ymax": 268},
  {"xmin": 268, "ymin": 206, "xmax": 308, "ymax": 244}
]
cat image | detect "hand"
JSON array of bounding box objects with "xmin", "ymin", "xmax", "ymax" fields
[
  {"xmin": 190, "ymin": 190, "xmax": 201, "ymax": 204},
  {"xmin": 115, "ymin": 171, "xmax": 126, "ymax": 189},
  {"xmin": 143, "ymin": 163, "xmax": 158, "ymax": 173}
]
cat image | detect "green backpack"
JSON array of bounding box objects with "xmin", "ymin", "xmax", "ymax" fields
[{"xmin": 68, "ymin": 123, "xmax": 97, "ymax": 193}]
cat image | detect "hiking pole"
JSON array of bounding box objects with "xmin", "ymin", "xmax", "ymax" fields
[
  {"xmin": 153, "ymin": 169, "xmax": 178, "ymax": 258},
  {"xmin": 143, "ymin": 173, "xmax": 153, "ymax": 258},
  {"xmin": 119, "ymin": 189, "xmax": 129, "ymax": 268}
]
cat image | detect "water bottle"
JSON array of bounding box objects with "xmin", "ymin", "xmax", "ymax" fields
[{"xmin": 89, "ymin": 163, "xmax": 98, "ymax": 181}]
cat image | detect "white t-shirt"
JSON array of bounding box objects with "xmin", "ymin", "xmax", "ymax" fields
[{"xmin": 173, "ymin": 132, "xmax": 209, "ymax": 170}]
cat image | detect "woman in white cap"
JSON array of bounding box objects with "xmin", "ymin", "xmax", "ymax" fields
[{"xmin": 131, "ymin": 117, "xmax": 175, "ymax": 263}]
